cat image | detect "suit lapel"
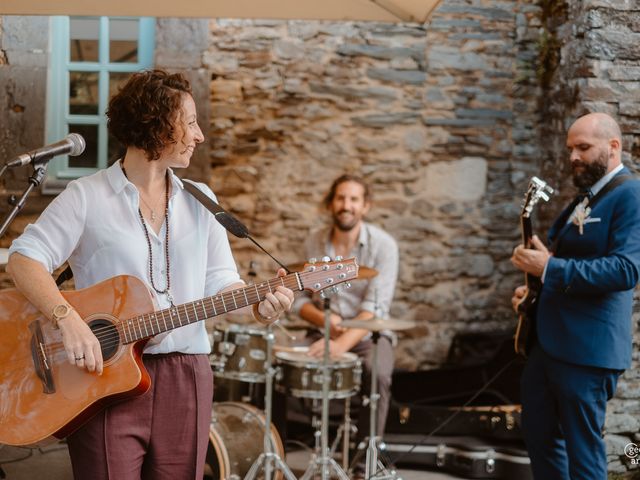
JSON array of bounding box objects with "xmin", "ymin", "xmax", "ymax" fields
[{"xmin": 547, "ymin": 167, "xmax": 632, "ymax": 253}]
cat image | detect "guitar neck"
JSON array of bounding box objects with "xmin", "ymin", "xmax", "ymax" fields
[
  {"xmin": 120, "ymin": 273, "xmax": 302, "ymax": 343},
  {"xmin": 520, "ymin": 215, "xmax": 539, "ymax": 289}
]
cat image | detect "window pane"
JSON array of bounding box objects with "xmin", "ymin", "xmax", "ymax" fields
[
  {"xmin": 108, "ymin": 72, "xmax": 133, "ymax": 100},
  {"xmin": 68, "ymin": 124, "xmax": 99, "ymax": 169},
  {"xmin": 110, "ymin": 19, "xmax": 138, "ymax": 63},
  {"xmin": 69, "ymin": 18, "xmax": 100, "ymax": 62},
  {"xmin": 69, "ymin": 72, "xmax": 99, "ymax": 115}
]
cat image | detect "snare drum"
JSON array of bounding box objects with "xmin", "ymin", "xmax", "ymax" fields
[
  {"xmin": 275, "ymin": 351, "xmax": 362, "ymax": 399},
  {"xmin": 210, "ymin": 324, "xmax": 267, "ymax": 383},
  {"xmin": 205, "ymin": 401, "xmax": 284, "ymax": 480}
]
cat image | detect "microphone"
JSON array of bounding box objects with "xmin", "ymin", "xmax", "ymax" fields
[{"xmin": 6, "ymin": 133, "xmax": 86, "ymax": 168}]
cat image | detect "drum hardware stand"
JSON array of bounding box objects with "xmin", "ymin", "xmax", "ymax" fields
[
  {"xmin": 300, "ymin": 296, "xmax": 350, "ymax": 480},
  {"xmin": 329, "ymin": 397, "xmax": 357, "ymax": 470},
  {"xmin": 349, "ymin": 331, "xmax": 402, "ymax": 480},
  {"xmin": 244, "ymin": 325, "xmax": 297, "ymax": 480}
]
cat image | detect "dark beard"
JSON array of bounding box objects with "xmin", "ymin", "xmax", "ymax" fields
[
  {"xmin": 572, "ymin": 151, "xmax": 608, "ymax": 190},
  {"xmin": 333, "ymin": 211, "xmax": 359, "ymax": 232}
]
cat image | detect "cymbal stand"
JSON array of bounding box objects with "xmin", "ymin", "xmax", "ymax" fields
[
  {"xmin": 351, "ymin": 331, "xmax": 401, "ymax": 480},
  {"xmin": 301, "ymin": 297, "xmax": 349, "ymax": 480},
  {"xmin": 244, "ymin": 325, "xmax": 297, "ymax": 480}
]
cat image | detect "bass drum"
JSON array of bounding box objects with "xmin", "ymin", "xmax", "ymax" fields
[{"xmin": 204, "ymin": 401, "xmax": 284, "ymax": 480}]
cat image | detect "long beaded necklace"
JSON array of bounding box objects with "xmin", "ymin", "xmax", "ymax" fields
[{"xmin": 121, "ymin": 161, "xmax": 173, "ymax": 305}]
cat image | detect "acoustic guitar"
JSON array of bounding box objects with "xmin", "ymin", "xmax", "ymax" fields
[
  {"xmin": 0, "ymin": 258, "xmax": 357, "ymax": 446},
  {"xmin": 514, "ymin": 177, "xmax": 553, "ymax": 357}
]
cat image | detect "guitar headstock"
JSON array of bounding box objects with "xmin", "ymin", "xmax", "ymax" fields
[
  {"xmin": 522, "ymin": 176, "xmax": 554, "ymax": 218},
  {"xmin": 296, "ymin": 257, "xmax": 359, "ymax": 295}
]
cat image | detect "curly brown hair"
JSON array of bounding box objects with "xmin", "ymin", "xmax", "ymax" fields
[{"xmin": 107, "ymin": 69, "xmax": 193, "ymax": 161}]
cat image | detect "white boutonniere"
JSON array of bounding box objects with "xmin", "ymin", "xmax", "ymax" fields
[{"xmin": 570, "ymin": 197, "xmax": 591, "ymax": 235}]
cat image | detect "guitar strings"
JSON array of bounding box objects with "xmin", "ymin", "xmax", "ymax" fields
[{"xmin": 0, "ymin": 270, "xmax": 343, "ymax": 371}]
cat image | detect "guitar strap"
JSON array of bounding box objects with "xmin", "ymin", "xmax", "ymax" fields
[
  {"xmin": 549, "ymin": 174, "xmax": 633, "ymax": 253},
  {"xmin": 55, "ymin": 178, "xmax": 229, "ymax": 286}
]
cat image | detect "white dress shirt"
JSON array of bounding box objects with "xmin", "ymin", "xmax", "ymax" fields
[
  {"xmin": 10, "ymin": 162, "xmax": 241, "ymax": 354},
  {"xmin": 293, "ymin": 222, "xmax": 399, "ymax": 321}
]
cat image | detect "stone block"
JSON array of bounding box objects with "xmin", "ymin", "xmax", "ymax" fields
[
  {"xmin": 620, "ymin": 103, "xmax": 640, "ymax": 116},
  {"xmin": 273, "ymin": 39, "xmax": 305, "ymax": 60},
  {"xmin": 424, "ymin": 157, "xmax": 487, "ymax": 201},
  {"xmin": 338, "ymin": 43, "xmax": 424, "ymax": 63},
  {"xmin": 366, "ymin": 68, "xmax": 427, "ymax": 85},
  {"xmin": 156, "ymin": 19, "xmax": 209, "ymax": 68},
  {"xmin": 202, "ymin": 52, "xmax": 239, "ymax": 75},
  {"xmin": 351, "ymin": 112, "xmax": 421, "ymax": 128},
  {"xmin": 428, "ymin": 47, "xmax": 491, "ymax": 71},
  {"xmin": 211, "ymin": 79, "xmax": 243, "ymax": 101},
  {"xmin": 586, "ymin": 30, "xmax": 640, "ymax": 61},
  {"xmin": 605, "ymin": 412, "xmax": 640, "ymax": 434},
  {"xmin": 455, "ymin": 108, "xmax": 513, "ymax": 119}
]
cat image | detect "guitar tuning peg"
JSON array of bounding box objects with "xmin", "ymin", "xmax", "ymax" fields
[
  {"xmin": 319, "ymin": 291, "xmax": 326, "ymax": 299},
  {"xmin": 308, "ymin": 257, "xmax": 317, "ymax": 264},
  {"xmin": 321, "ymin": 256, "xmax": 331, "ymax": 263},
  {"xmin": 345, "ymin": 282, "xmax": 351, "ymax": 289},
  {"xmin": 335, "ymin": 255, "xmax": 343, "ymax": 261}
]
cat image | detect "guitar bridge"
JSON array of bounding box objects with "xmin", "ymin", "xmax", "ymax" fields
[{"xmin": 29, "ymin": 320, "xmax": 56, "ymax": 394}]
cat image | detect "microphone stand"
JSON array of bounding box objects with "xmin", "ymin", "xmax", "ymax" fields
[{"xmin": 0, "ymin": 163, "xmax": 48, "ymax": 238}]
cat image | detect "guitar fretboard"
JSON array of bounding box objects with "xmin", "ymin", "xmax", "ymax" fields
[{"xmin": 118, "ymin": 274, "xmax": 302, "ymax": 343}]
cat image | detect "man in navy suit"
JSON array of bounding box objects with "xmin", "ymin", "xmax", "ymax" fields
[{"xmin": 511, "ymin": 112, "xmax": 640, "ymax": 479}]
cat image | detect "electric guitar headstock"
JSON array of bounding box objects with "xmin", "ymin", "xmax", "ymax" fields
[{"xmin": 521, "ymin": 176, "xmax": 554, "ymax": 219}]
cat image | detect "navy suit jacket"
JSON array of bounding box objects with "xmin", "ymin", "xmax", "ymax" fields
[{"xmin": 537, "ymin": 168, "xmax": 640, "ymax": 370}]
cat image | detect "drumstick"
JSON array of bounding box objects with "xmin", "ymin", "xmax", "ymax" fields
[{"xmin": 272, "ymin": 320, "xmax": 297, "ymax": 341}]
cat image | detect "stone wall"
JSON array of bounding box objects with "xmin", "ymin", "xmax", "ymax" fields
[
  {"xmin": 0, "ymin": 16, "xmax": 50, "ymax": 287},
  {"xmin": 535, "ymin": 0, "xmax": 640, "ymax": 474},
  {"xmin": 202, "ymin": 0, "xmax": 542, "ymax": 369}
]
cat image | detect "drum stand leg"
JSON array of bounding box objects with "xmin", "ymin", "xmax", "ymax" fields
[
  {"xmin": 329, "ymin": 397, "xmax": 357, "ymax": 470},
  {"xmin": 350, "ymin": 332, "xmax": 402, "ymax": 480},
  {"xmin": 300, "ymin": 298, "xmax": 350, "ymax": 480},
  {"xmin": 244, "ymin": 327, "xmax": 297, "ymax": 480}
]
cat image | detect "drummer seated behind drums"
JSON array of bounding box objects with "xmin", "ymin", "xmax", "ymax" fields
[{"xmin": 294, "ymin": 174, "xmax": 400, "ymax": 455}]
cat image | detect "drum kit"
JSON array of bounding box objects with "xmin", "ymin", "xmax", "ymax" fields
[{"xmin": 206, "ymin": 262, "xmax": 415, "ymax": 480}]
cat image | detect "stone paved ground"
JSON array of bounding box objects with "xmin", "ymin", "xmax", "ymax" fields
[{"xmin": 0, "ymin": 442, "xmax": 463, "ymax": 480}]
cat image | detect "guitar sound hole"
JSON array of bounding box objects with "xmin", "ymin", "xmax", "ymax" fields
[{"xmin": 89, "ymin": 319, "xmax": 121, "ymax": 361}]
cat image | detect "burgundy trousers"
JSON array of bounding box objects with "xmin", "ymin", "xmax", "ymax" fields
[{"xmin": 67, "ymin": 353, "xmax": 213, "ymax": 480}]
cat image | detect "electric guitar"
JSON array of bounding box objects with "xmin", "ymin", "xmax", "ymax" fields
[
  {"xmin": 514, "ymin": 177, "xmax": 553, "ymax": 357},
  {"xmin": 0, "ymin": 259, "xmax": 357, "ymax": 446}
]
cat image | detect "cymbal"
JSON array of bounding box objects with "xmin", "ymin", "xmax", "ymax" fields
[
  {"xmin": 340, "ymin": 318, "xmax": 416, "ymax": 332},
  {"xmin": 287, "ymin": 262, "xmax": 378, "ymax": 280}
]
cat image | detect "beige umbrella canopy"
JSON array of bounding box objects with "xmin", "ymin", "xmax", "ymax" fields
[{"xmin": 0, "ymin": 0, "xmax": 441, "ymax": 23}]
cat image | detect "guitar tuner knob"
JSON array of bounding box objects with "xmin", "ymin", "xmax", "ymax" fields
[
  {"xmin": 321, "ymin": 256, "xmax": 331, "ymax": 263},
  {"xmin": 345, "ymin": 282, "xmax": 352, "ymax": 289},
  {"xmin": 308, "ymin": 257, "xmax": 317, "ymax": 264},
  {"xmin": 335, "ymin": 255, "xmax": 343, "ymax": 261},
  {"xmin": 319, "ymin": 291, "xmax": 326, "ymax": 299},
  {"xmin": 307, "ymin": 266, "xmax": 317, "ymax": 272}
]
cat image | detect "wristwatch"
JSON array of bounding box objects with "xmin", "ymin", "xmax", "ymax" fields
[{"xmin": 51, "ymin": 304, "xmax": 73, "ymax": 329}]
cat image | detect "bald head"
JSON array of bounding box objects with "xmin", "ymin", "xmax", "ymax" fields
[
  {"xmin": 566, "ymin": 113, "xmax": 623, "ymax": 189},
  {"xmin": 569, "ymin": 112, "xmax": 622, "ymax": 144}
]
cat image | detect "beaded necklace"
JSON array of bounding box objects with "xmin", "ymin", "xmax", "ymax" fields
[{"xmin": 121, "ymin": 160, "xmax": 173, "ymax": 305}]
